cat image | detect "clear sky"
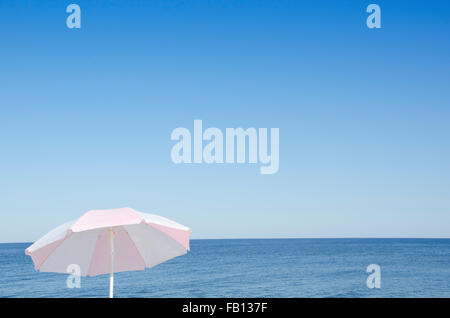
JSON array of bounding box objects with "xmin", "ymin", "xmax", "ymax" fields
[{"xmin": 1, "ymin": 1, "xmax": 449, "ymax": 242}]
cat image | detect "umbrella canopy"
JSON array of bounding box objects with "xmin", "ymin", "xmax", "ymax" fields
[{"xmin": 25, "ymin": 207, "xmax": 191, "ymax": 297}]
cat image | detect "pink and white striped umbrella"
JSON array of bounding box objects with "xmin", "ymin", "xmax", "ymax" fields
[{"xmin": 25, "ymin": 207, "xmax": 191, "ymax": 297}]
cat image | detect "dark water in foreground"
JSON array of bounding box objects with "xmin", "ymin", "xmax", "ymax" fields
[{"xmin": 0, "ymin": 239, "xmax": 449, "ymax": 298}]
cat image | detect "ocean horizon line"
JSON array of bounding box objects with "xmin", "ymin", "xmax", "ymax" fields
[{"xmin": 2, "ymin": 237, "xmax": 450, "ymax": 244}]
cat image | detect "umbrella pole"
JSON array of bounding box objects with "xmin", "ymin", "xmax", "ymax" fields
[{"xmin": 109, "ymin": 229, "xmax": 114, "ymax": 298}]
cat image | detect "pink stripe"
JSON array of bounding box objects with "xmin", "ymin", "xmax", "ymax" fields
[
  {"xmin": 71, "ymin": 207, "xmax": 142, "ymax": 232},
  {"xmin": 27, "ymin": 238, "xmax": 65, "ymax": 270},
  {"xmin": 88, "ymin": 227, "xmax": 145, "ymax": 276},
  {"xmin": 149, "ymin": 223, "xmax": 191, "ymax": 250}
]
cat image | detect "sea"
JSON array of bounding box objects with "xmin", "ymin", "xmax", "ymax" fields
[{"xmin": 0, "ymin": 239, "xmax": 449, "ymax": 298}]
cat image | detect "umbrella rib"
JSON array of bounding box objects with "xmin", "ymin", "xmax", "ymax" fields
[
  {"xmin": 124, "ymin": 227, "xmax": 147, "ymax": 269},
  {"xmin": 86, "ymin": 230, "xmax": 103, "ymax": 277}
]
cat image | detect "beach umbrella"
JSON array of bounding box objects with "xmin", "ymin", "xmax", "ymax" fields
[{"xmin": 25, "ymin": 207, "xmax": 191, "ymax": 297}]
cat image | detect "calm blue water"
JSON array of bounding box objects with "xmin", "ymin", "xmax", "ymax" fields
[{"xmin": 0, "ymin": 239, "xmax": 449, "ymax": 298}]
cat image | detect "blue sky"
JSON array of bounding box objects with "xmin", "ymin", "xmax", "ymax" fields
[{"xmin": 1, "ymin": 1, "xmax": 449, "ymax": 242}]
